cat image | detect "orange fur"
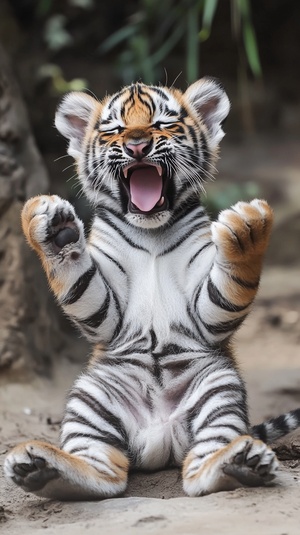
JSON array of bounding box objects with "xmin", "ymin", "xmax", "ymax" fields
[
  {"xmin": 183, "ymin": 435, "xmax": 259, "ymax": 481},
  {"xmin": 11, "ymin": 440, "xmax": 128, "ymax": 485}
]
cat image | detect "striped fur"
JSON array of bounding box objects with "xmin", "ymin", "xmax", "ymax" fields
[{"xmin": 5, "ymin": 78, "xmax": 299, "ymax": 499}]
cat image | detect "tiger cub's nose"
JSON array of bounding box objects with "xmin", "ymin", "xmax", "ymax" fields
[{"xmin": 124, "ymin": 141, "xmax": 152, "ymax": 160}]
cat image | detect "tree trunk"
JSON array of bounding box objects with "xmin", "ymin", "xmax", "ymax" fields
[{"xmin": 0, "ymin": 44, "xmax": 64, "ymax": 375}]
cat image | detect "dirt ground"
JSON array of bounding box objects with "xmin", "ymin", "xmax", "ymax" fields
[
  {"xmin": 1, "ymin": 136, "xmax": 300, "ymax": 534},
  {"xmin": 1, "ymin": 265, "xmax": 300, "ymax": 535}
]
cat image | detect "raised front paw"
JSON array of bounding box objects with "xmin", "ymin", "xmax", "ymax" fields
[
  {"xmin": 211, "ymin": 199, "xmax": 273, "ymax": 266},
  {"xmin": 21, "ymin": 195, "xmax": 84, "ymax": 257},
  {"xmin": 4, "ymin": 441, "xmax": 59, "ymax": 493}
]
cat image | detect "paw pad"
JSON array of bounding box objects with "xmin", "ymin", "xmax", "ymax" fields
[{"xmin": 54, "ymin": 227, "xmax": 79, "ymax": 248}]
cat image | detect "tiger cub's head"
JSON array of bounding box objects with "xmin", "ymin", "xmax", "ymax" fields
[{"xmin": 55, "ymin": 78, "xmax": 230, "ymax": 229}]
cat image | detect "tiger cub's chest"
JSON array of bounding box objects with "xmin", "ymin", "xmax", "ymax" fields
[{"xmin": 125, "ymin": 254, "xmax": 188, "ymax": 326}]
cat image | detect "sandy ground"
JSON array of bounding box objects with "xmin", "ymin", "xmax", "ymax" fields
[{"xmin": 1, "ymin": 266, "xmax": 300, "ymax": 534}]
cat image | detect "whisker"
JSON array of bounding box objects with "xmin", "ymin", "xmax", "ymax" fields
[
  {"xmin": 54, "ymin": 154, "xmax": 71, "ymax": 163},
  {"xmin": 63, "ymin": 163, "xmax": 77, "ymax": 173}
]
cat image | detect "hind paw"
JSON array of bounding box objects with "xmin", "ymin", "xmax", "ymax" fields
[
  {"xmin": 222, "ymin": 436, "xmax": 278, "ymax": 486},
  {"xmin": 183, "ymin": 435, "xmax": 279, "ymax": 496},
  {"xmin": 4, "ymin": 442, "xmax": 59, "ymax": 492}
]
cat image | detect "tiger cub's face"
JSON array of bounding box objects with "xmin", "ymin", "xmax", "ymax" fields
[{"xmin": 55, "ymin": 78, "xmax": 230, "ymax": 229}]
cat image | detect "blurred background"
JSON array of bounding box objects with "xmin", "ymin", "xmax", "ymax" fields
[{"xmin": 0, "ymin": 0, "xmax": 299, "ymax": 374}]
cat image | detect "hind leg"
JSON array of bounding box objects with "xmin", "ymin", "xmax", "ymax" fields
[
  {"xmin": 183, "ymin": 435, "xmax": 278, "ymax": 496},
  {"xmin": 4, "ymin": 440, "xmax": 129, "ymax": 500},
  {"xmin": 4, "ymin": 363, "xmax": 132, "ymax": 500},
  {"xmin": 180, "ymin": 362, "xmax": 279, "ymax": 496}
]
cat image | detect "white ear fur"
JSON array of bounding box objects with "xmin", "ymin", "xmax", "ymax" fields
[
  {"xmin": 55, "ymin": 92, "xmax": 98, "ymax": 159},
  {"xmin": 184, "ymin": 77, "xmax": 230, "ymax": 148}
]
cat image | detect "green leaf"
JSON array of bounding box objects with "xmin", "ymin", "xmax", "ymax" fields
[
  {"xmin": 68, "ymin": 78, "xmax": 88, "ymax": 91},
  {"xmin": 150, "ymin": 24, "xmax": 185, "ymax": 66},
  {"xmin": 187, "ymin": 2, "xmax": 200, "ymax": 83},
  {"xmin": 99, "ymin": 25, "xmax": 137, "ymax": 53},
  {"xmin": 243, "ymin": 22, "xmax": 262, "ymax": 77},
  {"xmin": 201, "ymin": 0, "xmax": 218, "ymax": 41},
  {"xmin": 44, "ymin": 15, "xmax": 73, "ymax": 51},
  {"xmin": 235, "ymin": 0, "xmax": 250, "ymax": 20}
]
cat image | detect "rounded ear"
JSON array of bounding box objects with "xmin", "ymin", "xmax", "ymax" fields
[
  {"xmin": 55, "ymin": 92, "xmax": 98, "ymax": 159},
  {"xmin": 184, "ymin": 77, "xmax": 230, "ymax": 148}
]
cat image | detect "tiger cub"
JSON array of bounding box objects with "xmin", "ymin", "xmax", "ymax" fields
[{"xmin": 5, "ymin": 78, "xmax": 300, "ymax": 500}]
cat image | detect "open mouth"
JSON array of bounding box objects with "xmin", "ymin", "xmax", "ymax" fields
[{"xmin": 122, "ymin": 163, "xmax": 168, "ymax": 215}]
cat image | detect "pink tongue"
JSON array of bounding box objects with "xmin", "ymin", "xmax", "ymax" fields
[{"xmin": 130, "ymin": 167, "xmax": 162, "ymax": 212}]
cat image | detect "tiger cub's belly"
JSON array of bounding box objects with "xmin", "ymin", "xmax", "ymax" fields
[{"xmin": 133, "ymin": 410, "xmax": 189, "ymax": 470}]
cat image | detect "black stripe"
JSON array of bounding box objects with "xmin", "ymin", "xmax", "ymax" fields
[
  {"xmin": 62, "ymin": 263, "xmax": 97, "ymax": 306},
  {"xmin": 150, "ymin": 328, "xmax": 158, "ymax": 351},
  {"xmin": 161, "ymin": 358, "xmax": 193, "ymax": 372},
  {"xmin": 81, "ymin": 290, "xmax": 110, "ymax": 329},
  {"xmin": 188, "ymin": 242, "xmax": 212, "ymax": 267},
  {"xmin": 200, "ymin": 315, "xmax": 245, "ymax": 335},
  {"xmin": 194, "ymin": 404, "xmax": 249, "ymax": 436},
  {"xmin": 151, "ymin": 328, "xmax": 162, "ymax": 385},
  {"xmin": 269, "ymin": 415, "xmax": 290, "ymax": 435},
  {"xmin": 93, "ymin": 260, "xmax": 123, "ymax": 340},
  {"xmin": 186, "ymin": 303, "xmax": 207, "ymax": 343},
  {"xmin": 187, "ymin": 124, "xmax": 200, "ymax": 161},
  {"xmin": 152, "ymin": 357, "xmax": 162, "ymax": 386},
  {"xmin": 111, "ymin": 326, "xmax": 144, "ymax": 348},
  {"xmin": 158, "ymin": 220, "xmax": 208, "ymax": 256},
  {"xmin": 207, "ymin": 276, "xmax": 251, "ymax": 312},
  {"xmin": 230, "ymin": 273, "xmax": 260, "ymax": 290},
  {"xmin": 63, "ymin": 410, "xmax": 106, "ymax": 437},
  {"xmin": 108, "ymin": 89, "xmax": 126, "ymax": 109},
  {"xmin": 251, "ymin": 423, "xmax": 267, "ymax": 442},
  {"xmin": 153, "ymin": 343, "xmax": 189, "ymax": 358},
  {"xmin": 90, "ymin": 136, "xmax": 99, "ymax": 184},
  {"xmin": 148, "ymin": 86, "xmax": 168, "ymax": 100},
  {"xmin": 195, "ymin": 436, "xmax": 230, "ymax": 446},
  {"xmin": 95, "ymin": 204, "xmax": 126, "ymax": 223},
  {"xmin": 207, "ymin": 404, "xmax": 248, "ymax": 428},
  {"xmin": 171, "ymin": 322, "xmax": 203, "ymax": 343},
  {"xmin": 199, "ymin": 131, "xmax": 211, "ymax": 175},
  {"xmin": 99, "ymin": 356, "xmax": 148, "ymax": 368},
  {"xmin": 110, "ymin": 291, "xmax": 123, "ymax": 341},
  {"xmin": 210, "ymin": 423, "xmax": 244, "ymax": 435},
  {"xmin": 71, "ymin": 390, "xmax": 128, "ymax": 442},
  {"xmin": 91, "ymin": 244, "xmax": 126, "ymax": 275},
  {"xmin": 97, "ymin": 208, "xmax": 149, "ymax": 252},
  {"xmin": 189, "ymin": 384, "xmax": 242, "ymax": 421},
  {"xmin": 96, "ymin": 376, "xmax": 138, "ymax": 409},
  {"xmin": 111, "ymin": 348, "xmax": 149, "ymax": 356},
  {"xmin": 171, "ymin": 199, "xmax": 203, "ymax": 224},
  {"xmin": 61, "ymin": 432, "xmax": 102, "ymax": 448},
  {"xmin": 63, "ymin": 431, "xmax": 125, "ymax": 451}
]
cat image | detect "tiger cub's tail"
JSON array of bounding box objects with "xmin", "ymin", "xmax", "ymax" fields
[{"xmin": 251, "ymin": 408, "xmax": 300, "ymax": 443}]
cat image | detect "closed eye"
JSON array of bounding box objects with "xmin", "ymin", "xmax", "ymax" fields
[
  {"xmin": 100, "ymin": 125, "xmax": 124, "ymax": 134},
  {"xmin": 153, "ymin": 121, "xmax": 178, "ymax": 129}
]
